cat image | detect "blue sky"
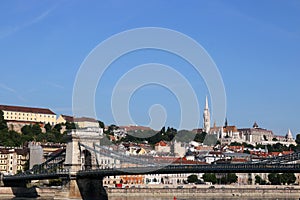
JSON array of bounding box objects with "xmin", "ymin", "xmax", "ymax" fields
[{"xmin": 0, "ymin": 0, "xmax": 299, "ymax": 136}]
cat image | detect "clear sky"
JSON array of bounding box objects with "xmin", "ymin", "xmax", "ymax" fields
[{"xmin": 0, "ymin": 0, "xmax": 299, "ymax": 136}]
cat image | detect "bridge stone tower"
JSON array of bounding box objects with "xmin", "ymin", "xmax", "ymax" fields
[
  {"xmin": 65, "ymin": 127, "xmax": 103, "ymax": 173},
  {"xmin": 64, "ymin": 127, "xmax": 107, "ymax": 200}
]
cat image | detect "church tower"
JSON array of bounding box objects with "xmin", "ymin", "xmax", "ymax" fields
[
  {"xmin": 203, "ymin": 96, "xmax": 211, "ymax": 133},
  {"xmin": 286, "ymin": 129, "xmax": 293, "ymax": 142}
]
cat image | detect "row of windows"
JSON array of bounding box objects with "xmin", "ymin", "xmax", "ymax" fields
[
  {"xmin": 6, "ymin": 116, "xmax": 37, "ymax": 121},
  {"xmin": 5, "ymin": 116, "xmax": 56, "ymax": 125},
  {"xmin": 0, "ymin": 165, "xmax": 7, "ymax": 170},
  {"xmin": 5, "ymin": 111, "xmax": 55, "ymax": 118}
]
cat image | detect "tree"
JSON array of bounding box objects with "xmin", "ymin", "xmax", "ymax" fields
[
  {"xmin": 203, "ymin": 134, "xmax": 217, "ymax": 146},
  {"xmin": 44, "ymin": 123, "xmax": 52, "ymax": 132},
  {"xmin": 187, "ymin": 174, "xmax": 198, "ymax": 183},
  {"xmin": 32, "ymin": 124, "xmax": 42, "ymax": 135},
  {"xmin": 296, "ymin": 134, "xmax": 300, "ymax": 145},
  {"xmin": 268, "ymin": 173, "xmax": 281, "ymax": 185},
  {"xmin": 230, "ymin": 142, "xmax": 242, "ymax": 146},
  {"xmin": 65, "ymin": 122, "xmax": 76, "ymax": 130},
  {"xmin": 53, "ymin": 124, "xmax": 62, "ymax": 132},
  {"xmin": 106, "ymin": 124, "xmax": 119, "ymax": 135},
  {"xmin": 98, "ymin": 120, "xmax": 105, "ymax": 129},
  {"xmin": 203, "ymin": 173, "xmax": 217, "ymax": 184},
  {"xmin": 255, "ymin": 175, "xmax": 267, "ymax": 185},
  {"xmin": 242, "ymin": 142, "xmax": 254, "ymax": 148},
  {"xmin": 176, "ymin": 130, "xmax": 194, "ymax": 143},
  {"xmin": 21, "ymin": 125, "xmax": 32, "ymax": 135},
  {"xmin": 220, "ymin": 173, "xmax": 238, "ymax": 184},
  {"xmin": 194, "ymin": 132, "xmax": 207, "ymax": 143},
  {"xmin": 281, "ymin": 173, "xmax": 296, "ymax": 185},
  {"xmin": 0, "ymin": 110, "xmax": 7, "ymax": 130},
  {"xmin": 255, "ymin": 175, "xmax": 262, "ymax": 184}
]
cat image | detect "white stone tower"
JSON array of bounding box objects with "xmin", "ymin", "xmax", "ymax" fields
[
  {"xmin": 203, "ymin": 96, "xmax": 211, "ymax": 133},
  {"xmin": 286, "ymin": 129, "xmax": 293, "ymax": 141}
]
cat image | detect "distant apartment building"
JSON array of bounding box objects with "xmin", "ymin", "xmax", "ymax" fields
[
  {"xmin": 155, "ymin": 141, "xmax": 171, "ymax": 154},
  {"xmin": 0, "ymin": 105, "xmax": 56, "ymax": 132},
  {"xmin": 0, "ymin": 147, "xmax": 29, "ymax": 175},
  {"xmin": 119, "ymin": 125, "xmax": 152, "ymax": 132},
  {"xmin": 74, "ymin": 117, "xmax": 99, "ymax": 128}
]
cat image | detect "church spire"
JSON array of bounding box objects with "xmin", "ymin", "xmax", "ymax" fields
[
  {"xmin": 224, "ymin": 118, "xmax": 228, "ymax": 127},
  {"xmin": 286, "ymin": 129, "xmax": 293, "ymax": 141},
  {"xmin": 203, "ymin": 96, "xmax": 211, "ymax": 133}
]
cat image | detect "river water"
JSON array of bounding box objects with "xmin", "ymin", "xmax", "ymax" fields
[
  {"xmin": 0, "ymin": 195, "xmax": 296, "ymax": 199},
  {"xmin": 109, "ymin": 198, "xmax": 298, "ymax": 200}
]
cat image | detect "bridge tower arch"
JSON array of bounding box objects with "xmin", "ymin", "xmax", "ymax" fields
[
  {"xmin": 64, "ymin": 127, "xmax": 107, "ymax": 200},
  {"xmin": 64, "ymin": 127, "xmax": 103, "ymax": 173},
  {"xmin": 82, "ymin": 149, "xmax": 92, "ymax": 170}
]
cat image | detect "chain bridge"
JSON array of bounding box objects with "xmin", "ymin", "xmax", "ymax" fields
[{"xmin": 1, "ymin": 128, "xmax": 300, "ymax": 200}]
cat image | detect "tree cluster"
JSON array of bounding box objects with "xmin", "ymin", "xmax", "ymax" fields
[
  {"xmin": 118, "ymin": 126, "xmax": 177, "ymax": 145},
  {"xmin": 187, "ymin": 174, "xmax": 199, "ymax": 183},
  {"xmin": 0, "ymin": 110, "xmax": 75, "ymax": 146},
  {"xmin": 268, "ymin": 173, "xmax": 296, "ymax": 185},
  {"xmin": 202, "ymin": 173, "xmax": 238, "ymax": 184}
]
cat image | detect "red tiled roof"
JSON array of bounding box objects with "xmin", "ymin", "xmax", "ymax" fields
[
  {"xmin": 231, "ymin": 158, "xmax": 247, "ymax": 163},
  {"xmin": 155, "ymin": 141, "xmax": 168, "ymax": 146},
  {"xmin": 74, "ymin": 117, "xmax": 98, "ymax": 122},
  {"xmin": 223, "ymin": 126, "xmax": 238, "ymax": 132},
  {"xmin": 61, "ymin": 115, "xmax": 74, "ymax": 122},
  {"xmin": 120, "ymin": 125, "xmax": 152, "ymax": 131},
  {"xmin": 0, "ymin": 105, "xmax": 55, "ymax": 115}
]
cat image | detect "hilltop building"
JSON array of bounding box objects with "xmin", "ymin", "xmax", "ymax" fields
[
  {"xmin": 0, "ymin": 105, "xmax": 56, "ymax": 132},
  {"xmin": 238, "ymin": 122, "xmax": 275, "ymax": 144},
  {"xmin": 74, "ymin": 117, "xmax": 99, "ymax": 128},
  {"xmin": 56, "ymin": 114, "xmax": 74, "ymax": 124}
]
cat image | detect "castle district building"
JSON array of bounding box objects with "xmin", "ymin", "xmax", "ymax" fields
[
  {"xmin": 0, "ymin": 105, "xmax": 56, "ymax": 132},
  {"xmin": 202, "ymin": 98, "xmax": 296, "ymax": 146}
]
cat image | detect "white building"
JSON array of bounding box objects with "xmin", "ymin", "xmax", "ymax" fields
[{"xmin": 74, "ymin": 117, "xmax": 100, "ymax": 129}]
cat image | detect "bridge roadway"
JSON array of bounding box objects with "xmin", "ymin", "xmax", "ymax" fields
[{"xmin": 3, "ymin": 163, "xmax": 300, "ymax": 182}]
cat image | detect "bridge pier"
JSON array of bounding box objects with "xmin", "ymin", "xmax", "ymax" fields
[{"xmin": 67, "ymin": 177, "xmax": 107, "ymax": 200}]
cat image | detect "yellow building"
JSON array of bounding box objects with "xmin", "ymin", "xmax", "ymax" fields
[
  {"xmin": 0, "ymin": 148, "xmax": 29, "ymax": 175},
  {"xmin": 56, "ymin": 114, "xmax": 74, "ymax": 124},
  {"xmin": 0, "ymin": 105, "xmax": 57, "ymax": 132}
]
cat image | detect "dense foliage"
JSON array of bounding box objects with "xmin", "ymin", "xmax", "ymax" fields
[
  {"xmin": 187, "ymin": 174, "xmax": 199, "ymax": 183},
  {"xmin": 0, "ymin": 111, "xmax": 75, "ymax": 146},
  {"xmin": 202, "ymin": 173, "xmax": 237, "ymax": 184},
  {"xmin": 268, "ymin": 173, "xmax": 296, "ymax": 185}
]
